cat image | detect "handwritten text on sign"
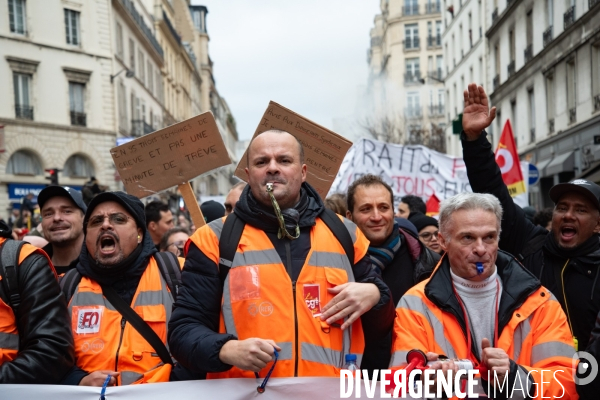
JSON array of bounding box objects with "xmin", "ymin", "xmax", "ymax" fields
[
  {"xmin": 234, "ymin": 102, "xmax": 352, "ymax": 198},
  {"xmin": 111, "ymin": 112, "xmax": 231, "ymax": 198}
]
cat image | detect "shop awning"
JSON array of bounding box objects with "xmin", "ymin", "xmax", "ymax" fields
[
  {"xmin": 535, "ymin": 158, "xmax": 553, "ymax": 178},
  {"xmin": 545, "ymin": 152, "xmax": 574, "ymax": 176}
]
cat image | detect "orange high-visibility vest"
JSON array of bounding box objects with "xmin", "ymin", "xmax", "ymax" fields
[
  {"xmin": 0, "ymin": 238, "xmax": 55, "ymax": 365},
  {"xmin": 68, "ymin": 257, "xmax": 173, "ymax": 385},
  {"xmin": 392, "ymin": 281, "xmax": 577, "ymax": 399},
  {"xmin": 191, "ymin": 215, "xmax": 369, "ymax": 378}
]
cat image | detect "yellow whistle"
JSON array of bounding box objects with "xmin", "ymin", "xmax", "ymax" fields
[{"xmin": 573, "ymin": 337, "xmax": 578, "ymax": 352}]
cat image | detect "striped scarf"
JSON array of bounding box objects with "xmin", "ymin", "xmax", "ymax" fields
[{"xmin": 368, "ymin": 223, "xmax": 401, "ymax": 275}]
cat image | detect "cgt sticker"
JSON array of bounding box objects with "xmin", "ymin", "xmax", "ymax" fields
[
  {"xmin": 303, "ymin": 284, "xmax": 322, "ymax": 317},
  {"xmin": 76, "ymin": 307, "xmax": 103, "ymax": 334}
]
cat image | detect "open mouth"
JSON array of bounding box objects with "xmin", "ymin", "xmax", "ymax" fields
[
  {"xmin": 99, "ymin": 234, "xmax": 117, "ymax": 253},
  {"xmin": 560, "ymin": 226, "xmax": 577, "ymax": 240}
]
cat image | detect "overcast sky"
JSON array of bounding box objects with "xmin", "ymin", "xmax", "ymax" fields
[{"xmin": 190, "ymin": 0, "xmax": 381, "ymax": 141}]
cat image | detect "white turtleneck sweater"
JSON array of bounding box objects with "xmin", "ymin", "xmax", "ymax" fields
[{"xmin": 450, "ymin": 268, "xmax": 503, "ymax": 359}]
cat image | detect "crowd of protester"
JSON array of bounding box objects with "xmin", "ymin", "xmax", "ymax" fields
[{"xmin": 0, "ymin": 84, "xmax": 598, "ymax": 399}]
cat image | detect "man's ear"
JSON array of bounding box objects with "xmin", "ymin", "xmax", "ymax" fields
[
  {"xmin": 438, "ymin": 232, "xmax": 448, "ymax": 252},
  {"xmin": 148, "ymin": 221, "xmax": 156, "ymax": 233},
  {"xmin": 346, "ymin": 210, "xmax": 353, "ymax": 221},
  {"xmin": 137, "ymin": 227, "xmax": 143, "ymax": 243},
  {"xmin": 594, "ymin": 213, "xmax": 600, "ymax": 234}
]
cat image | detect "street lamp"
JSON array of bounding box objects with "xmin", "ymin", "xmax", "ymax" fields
[{"xmin": 110, "ymin": 68, "xmax": 134, "ymax": 83}]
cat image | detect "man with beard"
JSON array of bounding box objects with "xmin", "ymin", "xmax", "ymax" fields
[
  {"xmin": 461, "ymin": 83, "xmax": 598, "ymax": 398},
  {"xmin": 168, "ymin": 130, "xmax": 394, "ymax": 379},
  {"xmin": 38, "ymin": 186, "xmax": 86, "ymax": 275},
  {"xmin": 61, "ymin": 192, "xmax": 188, "ymax": 386}
]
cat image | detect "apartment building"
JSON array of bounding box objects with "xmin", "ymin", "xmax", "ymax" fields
[
  {"xmin": 0, "ymin": 0, "xmax": 118, "ymax": 215},
  {"xmin": 442, "ymin": 0, "xmax": 489, "ymax": 156},
  {"xmin": 367, "ymin": 0, "xmax": 446, "ymax": 151},
  {"xmin": 486, "ymin": 0, "xmax": 600, "ymax": 208}
]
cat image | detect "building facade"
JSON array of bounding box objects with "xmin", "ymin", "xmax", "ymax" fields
[
  {"xmin": 1, "ymin": 0, "xmax": 239, "ymax": 219},
  {"xmin": 367, "ymin": 0, "xmax": 446, "ymax": 151},
  {"xmin": 1, "ymin": 0, "xmax": 118, "ymax": 216},
  {"xmin": 442, "ymin": 0, "xmax": 489, "ymax": 156},
  {"xmin": 485, "ymin": 0, "xmax": 600, "ymax": 208}
]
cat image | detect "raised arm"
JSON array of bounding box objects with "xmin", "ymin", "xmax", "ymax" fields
[{"xmin": 461, "ymin": 83, "xmax": 545, "ymax": 257}]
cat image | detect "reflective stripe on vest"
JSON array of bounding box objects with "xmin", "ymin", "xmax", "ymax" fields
[
  {"xmin": 209, "ymin": 216, "xmax": 365, "ymax": 378},
  {"xmin": 0, "ymin": 238, "xmax": 52, "ymax": 365},
  {"xmin": 69, "ymin": 257, "xmax": 173, "ymax": 385}
]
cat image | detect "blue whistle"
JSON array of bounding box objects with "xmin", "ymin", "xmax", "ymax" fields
[{"xmin": 476, "ymin": 262, "xmax": 484, "ymax": 275}]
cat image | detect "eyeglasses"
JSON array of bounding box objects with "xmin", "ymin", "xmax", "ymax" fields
[
  {"xmin": 167, "ymin": 241, "xmax": 186, "ymax": 256},
  {"xmin": 87, "ymin": 213, "xmax": 132, "ymax": 229},
  {"xmin": 418, "ymin": 230, "xmax": 439, "ymax": 242}
]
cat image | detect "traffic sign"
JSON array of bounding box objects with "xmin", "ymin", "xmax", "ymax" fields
[{"xmin": 529, "ymin": 163, "xmax": 540, "ymax": 185}]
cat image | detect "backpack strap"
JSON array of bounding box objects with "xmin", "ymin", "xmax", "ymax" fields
[
  {"xmin": 319, "ymin": 208, "xmax": 355, "ymax": 267},
  {"xmin": 218, "ymin": 214, "xmax": 246, "ymax": 284},
  {"xmin": 0, "ymin": 240, "xmax": 25, "ymax": 315},
  {"xmin": 154, "ymin": 251, "xmax": 182, "ymax": 301},
  {"xmin": 101, "ymin": 284, "xmax": 173, "ymax": 366},
  {"xmin": 60, "ymin": 268, "xmax": 82, "ymax": 303}
]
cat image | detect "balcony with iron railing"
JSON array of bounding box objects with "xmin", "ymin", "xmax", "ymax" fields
[
  {"xmin": 569, "ymin": 107, "xmax": 576, "ymax": 124},
  {"xmin": 564, "ymin": 6, "xmax": 575, "ymax": 29},
  {"xmin": 543, "ymin": 26, "xmax": 553, "ymax": 47},
  {"xmin": 405, "ymin": 107, "xmax": 423, "ymax": 119},
  {"xmin": 429, "ymin": 104, "xmax": 445, "ymax": 116},
  {"xmin": 524, "ymin": 44, "xmax": 533, "ymax": 63},
  {"xmin": 404, "ymin": 71, "xmax": 422, "ymax": 84},
  {"xmin": 131, "ymin": 120, "xmax": 154, "ymax": 136},
  {"xmin": 70, "ymin": 111, "xmax": 86, "ymax": 126},
  {"xmin": 425, "ymin": 2, "xmax": 441, "ymax": 13},
  {"xmin": 15, "ymin": 105, "xmax": 33, "ymax": 120},
  {"xmin": 594, "ymin": 94, "xmax": 600, "ymax": 112},
  {"xmin": 548, "ymin": 118, "xmax": 555, "ymax": 134},
  {"xmin": 404, "ymin": 3, "xmax": 420, "ymax": 15},
  {"xmin": 427, "ymin": 34, "xmax": 441, "ymax": 48},
  {"xmin": 429, "ymin": 69, "xmax": 444, "ymax": 82},
  {"xmin": 493, "ymin": 75, "xmax": 500, "ymax": 90},
  {"xmin": 119, "ymin": 0, "xmax": 163, "ymax": 58},
  {"xmin": 403, "ymin": 37, "xmax": 420, "ymax": 51},
  {"xmin": 491, "ymin": 8, "xmax": 499, "ymax": 24},
  {"xmin": 507, "ymin": 60, "xmax": 515, "ymax": 78}
]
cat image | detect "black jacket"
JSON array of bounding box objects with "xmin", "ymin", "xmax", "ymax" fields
[
  {"xmin": 168, "ymin": 183, "xmax": 394, "ymax": 374},
  {"xmin": 0, "ymin": 248, "xmax": 75, "ymax": 383},
  {"xmin": 462, "ymin": 132, "xmax": 600, "ymax": 398},
  {"xmin": 462, "ymin": 131, "xmax": 600, "ymax": 348},
  {"xmin": 42, "ymin": 242, "xmax": 79, "ymax": 276},
  {"xmin": 361, "ymin": 227, "xmax": 439, "ymax": 372},
  {"xmin": 427, "ymin": 250, "xmax": 541, "ymax": 399}
]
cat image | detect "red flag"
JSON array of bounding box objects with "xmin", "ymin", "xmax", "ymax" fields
[
  {"xmin": 426, "ymin": 194, "xmax": 440, "ymax": 216},
  {"xmin": 495, "ymin": 119, "xmax": 525, "ymax": 197}
]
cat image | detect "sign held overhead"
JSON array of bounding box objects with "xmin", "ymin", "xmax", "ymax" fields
[
  {"xmin": 234, "ymin": 101, "xmax": 352, "ymax": 198},
  {"xmin": 111, "ymin": 112, "xmax": 232, "ymax": 198}
]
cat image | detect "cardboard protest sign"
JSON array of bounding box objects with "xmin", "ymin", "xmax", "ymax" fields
[
  {"xmin": 111, "ymin": 112, "xmax": 232, "ymax": 199},
  {"xmin": 234, "ymin": 102, "xmax": 352, "ymax": 198}
]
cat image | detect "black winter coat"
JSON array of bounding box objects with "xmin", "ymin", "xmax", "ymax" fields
[
  {"xmin": 462, "ymin": 132, "xmax": 600, "ymax": 399},
  {"xmin": 168, "ymin": 184, "xmax": 395, "ymax": 374},
  {"xmin": 0, "ymin": 248, "xmax": 75, "ymax": 383}
]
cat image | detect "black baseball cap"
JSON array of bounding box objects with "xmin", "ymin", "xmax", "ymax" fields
[
  {"xmin": 83, "ymin": 191, "xmax": 146, "ymax": 233},
  {"xmin": 38, "ymin": 186, "xmax": 87, "ymax": 213},
  {"xmin": 549, "ymin": 179, "xmax": 600, "ymax": 211}
]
